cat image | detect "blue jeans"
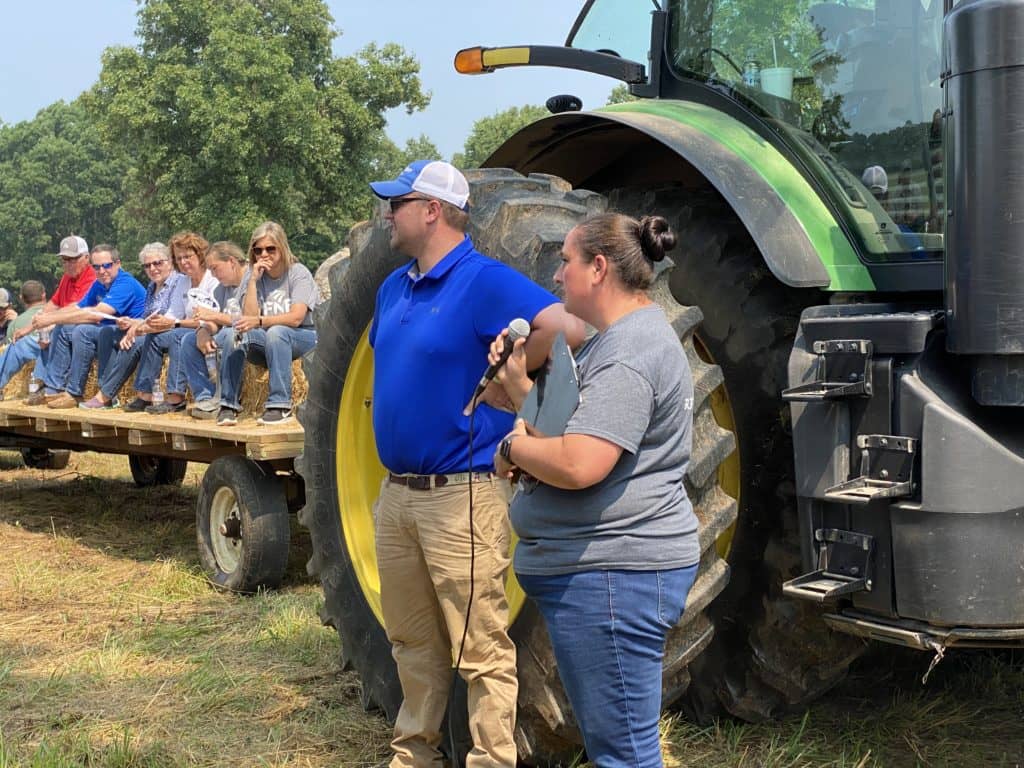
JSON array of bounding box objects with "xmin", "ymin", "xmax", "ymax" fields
[
  {"xmin": 219, "ymin": 326, "xmax": 315, "ymax": 410},
  {"xmin": 518, "ymin": 566, "xmax": 698, "ymax": 768},
  {"xmin": 135, "ymin": 327, "xmax": 191, "ymax": 395},
  {"xmin": 98, "ymin": 330, "xmax": 146, "ymax": 399},
  {"xmin": 43, "ymin": 324, "xmax": 114, "ymax": 396},
  {"xmin": 0, "ymin": 334, "xmax": 45, "ymax": 390},
  {"xmin": 181, "ymin": 328, "xmax": 225, "ymax": 402}
]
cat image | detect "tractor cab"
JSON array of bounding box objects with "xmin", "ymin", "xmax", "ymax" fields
[
  {"xmin": 459, "ymin": 0, "xmax": 947, "ymax": 264},
  {"xmin": 576, "ymin": 0, "xmax": 946, "ymax": 256}
]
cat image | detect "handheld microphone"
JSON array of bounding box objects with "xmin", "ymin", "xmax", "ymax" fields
[{"xmin": 463, "ymin": 318, "xmax": 531, "ymax": 415}]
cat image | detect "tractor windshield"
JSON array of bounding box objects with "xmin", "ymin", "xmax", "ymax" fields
[
  {"xmin": 569, "ymin": 0, "xmax": 945, "ymax": 258},
  {"xmin": 666, "ymin": 0, "xmax": 944, "ymax": 257}
]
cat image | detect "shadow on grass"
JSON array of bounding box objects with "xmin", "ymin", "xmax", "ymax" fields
[
  {"xmin": 663, "ymin": 645, "xmax": 1024, "ymax": 767},
  {"xmin": 0, "ymin": 451, "xmax": 312, "ymax": 587},
  {"xmin": 0, "ymin": 590, "xmax": 391, "ymax": 767}
]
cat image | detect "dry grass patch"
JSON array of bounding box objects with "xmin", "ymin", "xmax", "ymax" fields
[
  {"xmin": 0, "ymin": 450, "xmax": 390, "ymax": 767},
  {"xmin": 4, "ymin": 451, "xmax": 1024, "ymax": 767}
]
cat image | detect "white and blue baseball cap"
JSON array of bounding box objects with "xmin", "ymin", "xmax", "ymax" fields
[{"xmin": 370, "ymin": 160, "xmax": 470, "ymax": 210}]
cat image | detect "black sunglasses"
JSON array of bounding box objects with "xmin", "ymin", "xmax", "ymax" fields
[
  {"xmin": 388, "ymin": 196, "xmax": 432, "ymax": 212},
  {"xmin": 252, "ymin": 245, "xmax": 278, "ymax": 256}
]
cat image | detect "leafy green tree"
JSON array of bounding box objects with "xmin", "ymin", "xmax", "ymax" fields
[
  {"xmin": 87, "ymin": 0, "xmax": 429, "ymax": 269},
  {"xmin": 453, "ymin": 104, "xmax": 549, "ymax": 169},
  {"xmin": 0, "ymin": 100, "xmax": 125, "ymax": 292},
  {"xmin": 606, "ymin": 84, "xmax": 639, "ymax": 104},
  {"xmin": 398, "ymin": 135, "xmax": 443, "ymax": 168}
]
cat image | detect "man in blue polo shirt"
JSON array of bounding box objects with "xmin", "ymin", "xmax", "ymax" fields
[
  {"xmin": 31, "ymin": 245, "xmax": 146, "ymax": 408},
  {"xmin": 368, "ymin": 160, "xmax": 583, "ymax": 767}
]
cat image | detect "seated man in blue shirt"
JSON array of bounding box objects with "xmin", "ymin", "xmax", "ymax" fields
[{"xmin": 28, "ymin": 245, "xmax": 147, "ymax": 408}]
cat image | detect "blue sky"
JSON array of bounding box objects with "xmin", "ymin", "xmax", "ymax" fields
[{"xmin": 1, "ymin": 1, "xmax": 619, "ymax": 159}]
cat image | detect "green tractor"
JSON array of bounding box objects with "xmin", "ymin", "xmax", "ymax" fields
[{"xmin": 298, "ymin": 0, "xmax": 1024, "ymax": 762}]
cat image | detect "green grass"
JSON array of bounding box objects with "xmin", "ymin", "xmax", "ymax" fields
[
  {"xmin": 3, "ymin": 450, "xmax": 1024, "ymax": 767},
  {"xmin": 0, "ymin": 451, "xmax": 391, "ymax": 767}
]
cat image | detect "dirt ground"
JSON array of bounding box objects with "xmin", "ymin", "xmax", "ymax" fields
[{"xmin": 2, "ymin": 449, "xmax": 1023, "ymax": 767}]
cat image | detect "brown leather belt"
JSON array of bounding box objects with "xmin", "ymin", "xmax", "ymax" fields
[{"xmin": 387, "ymin": 472, "xmax": 493, "ymax": 490}]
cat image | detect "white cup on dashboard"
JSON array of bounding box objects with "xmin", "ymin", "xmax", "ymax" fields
[{"xmin": 761, "ymin": 67, "xmax": 794, "ymax": 100}]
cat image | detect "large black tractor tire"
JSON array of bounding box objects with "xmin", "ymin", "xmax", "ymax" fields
[
  {"xmin": 297, "ymin": 170, "xmax": 737, "ymax": 765},
  {"xmin": 196, "ymin": 455, "xmax": 290, "ymax": 592},
  {"xmin": 20, "ymin": 448, "xmax": 71, "ymax": 470},
  {"xmin": 608, "ymin": 185, "xmax": 867, "ymax": 722},
  {"xmin": 128, "ymin": 454, "xmax": 187, "ymax": 487}
]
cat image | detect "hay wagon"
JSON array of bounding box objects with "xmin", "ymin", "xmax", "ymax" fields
[{"xmin": 0, "ymin": 386, "xmax": 304, "ymax": 593}]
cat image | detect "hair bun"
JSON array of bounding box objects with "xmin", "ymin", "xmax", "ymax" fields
[{"xmin": 638, "ymin": 215, "xmax": 676, "ymax": 263}]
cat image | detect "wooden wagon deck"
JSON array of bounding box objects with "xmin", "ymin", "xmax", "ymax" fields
[{"xmin": 0, "ymin": 400, "xmax": 304, "ymax": 463}]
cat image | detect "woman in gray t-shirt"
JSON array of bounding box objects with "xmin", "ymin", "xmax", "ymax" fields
[
  {"xmin": 492, "ymin": 212, "xmax": 698, "ymax": 768},
  {"xmin": 217, "ymin": 221, "xmax": 320, "ymax": 425}
]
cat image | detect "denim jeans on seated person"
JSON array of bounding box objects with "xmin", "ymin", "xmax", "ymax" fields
[
  {"xmin": 42, "ymin": 324, "xmax": 117, "ymax": 397},
  {"xmin": 134, "ymin": 327, "xmax": 192, "ymax": 396},
  {"xmin": 218, "ymin": 325, "xmax": 316, "ymax": 411},
  {"xmin": 39, "ymin": 324, "xmax": 72, "ymax": 394},
  {"xmin": 517, "ymin": 565, "xmax": 698, "ymax": 768},
  {"xmin": 97, "ymin": 330, "xmax": 147, "ymax": 400},
  {"xmin": 0, "ymin": 333, "xmax": 44, "ymax": 390},
  {"xmin": 180, "ymin": 327, "xmax": 231, "ymax": 404}
]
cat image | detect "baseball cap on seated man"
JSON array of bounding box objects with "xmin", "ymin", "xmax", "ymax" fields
[
  {"xmin": 0, "ymin": 288, "xmax": 10, "ymax": 308},
  {"xmin": 57, "ymin": 235, "xmax": 89, "ymax": 258},
  {"xmin": 370, "ymin": 160, "xmax": 470, "ymax": 210}
]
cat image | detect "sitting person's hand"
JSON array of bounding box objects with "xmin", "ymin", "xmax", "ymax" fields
[
  {"xmin": 196, "ymin": 328, "xmax": 218, "ymax": 355},
  {"xmin": 233, "ymin": 314, "xmax": 261, "ymax": 333},
  {"xmin": 13, "ymin": 325, "xmax": 33, "ymax": 341},
  {"xmin": 116, "ymin": 316, "xmax": 136, "ymax": 331},
  {"xmin": 119, "ymin": 327, "xmax": 137, "ymax": 350},
  {"xmin": 193, "ymin": 306, "xmax": 218, "ymax": 322},
  {"xmin": 2, "ymin": 308, "xmax": 16, "ymax": 324},
  {"xmin": 148, "ymin": 315, "xmax": 175, "ymax": 332}
]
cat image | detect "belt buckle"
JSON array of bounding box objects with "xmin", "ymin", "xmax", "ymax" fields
[{"xmin": 408, "ymin": 475, "xmax": 431, "ymax": 490}]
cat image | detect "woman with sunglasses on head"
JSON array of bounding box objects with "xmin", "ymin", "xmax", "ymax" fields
[
  {"xmin": 490, "ymin": 212, "xmax": 699, "ymax": 768},
  {"xmin": 215, "ymin": 221, "xmax": 319, "ymax": 425},
  {"xmin": 80, "ymin": 242, "xmax": 189, "ymax": 410},
  {"xmin": 123, "ymin": 231, "xmax": 220, "ymax": 414}
]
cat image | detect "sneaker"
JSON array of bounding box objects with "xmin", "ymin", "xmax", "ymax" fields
[
  {"xmin": 190, "ymin": 398, "xmax": 218, "ymax": 414},
  {"xmin": 257, "ymin": 407, "xmax": 293, "ymax": 425},
  {"xmin": 47, "ymin": 392, "xmax": 81, "ymax": 409},
  {"xmin": 26, "ymin": 390, "xmax": 59, "ymax": 406},
  {"xmin": 192, "ymin": 405, "xmax": 218, "ymax": 421},
  {"xmin": 217, "ymin": 407, "xmax": 238, "ymax": 426},
  {"xmin": 122, "ymin": 397, "xmax": 150, "ymax": 413},
  {"xmin": 79, "ymin": 396, "xmax": 114, "ymax": 410},
  {"xmin": 145, "ymin": 400, "xmax": 186, "ymax": 415}
]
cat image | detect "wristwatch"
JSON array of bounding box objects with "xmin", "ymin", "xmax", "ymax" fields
[
  {"xmin": 499, "ymin": 435, "xmax": 516, "ymax": 463},
  {"xmin": 174, "ymin": 319, "xmax": 180, "ymax": 328}
]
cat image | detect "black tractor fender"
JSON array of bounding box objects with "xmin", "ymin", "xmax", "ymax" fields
[{"xmin": 485, "ymin": 107, "xmax": 836, "ymax": 289}]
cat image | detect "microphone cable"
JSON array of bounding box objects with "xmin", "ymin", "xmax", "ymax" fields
[{"xmin": 448, "ymin": 405, "xmax": 477, "ymax": 761}]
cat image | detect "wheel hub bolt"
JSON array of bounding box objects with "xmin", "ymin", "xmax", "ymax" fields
[{"xmin": 219, "ymin": 518, "xmax": 242, "ymax": 539}]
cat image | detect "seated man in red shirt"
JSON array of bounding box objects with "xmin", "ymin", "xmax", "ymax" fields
[{"xmin": 7, "ymin": 236, "xmax": 95, "ymax": 397}]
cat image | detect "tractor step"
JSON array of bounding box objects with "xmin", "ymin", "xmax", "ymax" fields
[
  {"xmin": 825, "ymin": 434, "xmax": 917, "ymax": 505},
  {"xmin": 783, "ymin": 528, "xmax": 874, "ymax": 604},
  {"xmin": 782, "ymin": 339, "xmax": 873, "ymax": 401},
  {"xmin": 784, "ymin": 570, "xmax": 869, "ymax": 602}
]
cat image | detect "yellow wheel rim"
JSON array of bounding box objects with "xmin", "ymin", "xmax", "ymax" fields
[
  {"xmin": 694, "ymin": 335, "xmax": 741, "ymax": 559},
  {"xmin": 337, "ymin": 327, "xmax": 527, "ymax": 627}
]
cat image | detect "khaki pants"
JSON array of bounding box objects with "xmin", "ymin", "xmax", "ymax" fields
[{"xmin": 375, "ymin": 476, "xmax": 518, "ymax": 768}]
